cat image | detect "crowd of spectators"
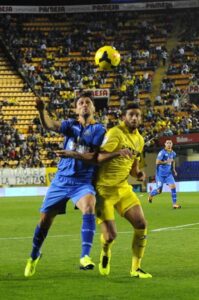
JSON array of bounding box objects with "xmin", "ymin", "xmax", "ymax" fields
[
  {"xmin": 1, "ymin": 101, "xmax": 198, "ymax": 168},
  {"xmin": 0, "ymin": 118, "xmax": 62, "ymax": 168},
  {"xmin": 157, "ymin": 9, "xmax": 199, "ymax": 107},
  {"xmin": 0, "ymin": 11, "xmax": 174, "ymax": 105},
  {"xmin": 0, "ymin": 10, "xmax": 199, "ymax": 168}
]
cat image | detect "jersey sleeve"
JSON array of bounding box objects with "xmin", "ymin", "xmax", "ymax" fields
[
  {"xmin": 138, "ymin": 136, "xmax": 144, "ymax": 155},
  {"xmin": 100, "ymin": 127, "xmax": 121, "ymax": 152},
  {"xmin": 92, "ymin": 124, "xmax": 106, "ymax": 147},
  {"xmin": 59, "ymin": 119, "xmax": 74, "ymax": 135},
  {"xmin": 157, "ymin": 150, "xmax": 164, "ymax": 160},
  {"xmin": 173, "ymin": 151, "xmax": 177, "ymax": 159}
]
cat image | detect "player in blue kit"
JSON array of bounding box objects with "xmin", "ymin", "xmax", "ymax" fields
[
  {"xmin": 24, "ymin": 91, "xmax": 105, "ymax": 277},
  {"xmin": 148, "ymin": 139, "xmax": 181, "ymax": 209}
]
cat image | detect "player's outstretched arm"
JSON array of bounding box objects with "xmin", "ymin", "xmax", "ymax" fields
[
  {"xmin": 97, "ymin": 148, "xmax": 133, "ymax": 163},
  {"xmin": 55, "ymin": 150, "xmax": 98, "ymax": 163},
  {"xmin": 36, "ymin": 99, "xmax": 61, "ymax": 132}
]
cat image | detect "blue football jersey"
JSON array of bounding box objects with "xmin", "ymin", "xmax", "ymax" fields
[
  {"xmin": 57, "ymin": 119, "xmax": 105, "ymax": 180},
  {"xmin": 156, "ymin": 148, "xmax": 176, "ymax": 176}
]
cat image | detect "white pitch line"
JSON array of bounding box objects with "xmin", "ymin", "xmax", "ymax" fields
[
  {"xmin": 0, "ymin": 234, "xmax": 77, "ymax": 240},
  {"xmin": 1, "ymin": 222, "xmax": 199, "ymax": 240},
  {"xmin": 0, "ymin": 232, "xmax": 132, "ymax": 241},
  {"xmin": 151, "ymin": 222, "xmax": 199, "ymax": 232}
]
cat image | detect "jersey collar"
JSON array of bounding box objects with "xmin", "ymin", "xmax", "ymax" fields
[
  {"xmin": 165, "ymin": 148, "xmax": 172, "ymax": 153},
  {"xmin": 78, "ymin": 117, "xmax": 96, "ymax": 126}
]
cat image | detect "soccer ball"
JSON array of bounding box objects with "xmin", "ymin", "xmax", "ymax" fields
[{"xmin": 95, "ymin": 46, "xmax": 121, "ymax": 70}]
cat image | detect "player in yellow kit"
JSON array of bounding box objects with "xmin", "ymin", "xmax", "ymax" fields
[{"xmin": 96, "ymin": 103, "xmax": 152, "ymax": 279}]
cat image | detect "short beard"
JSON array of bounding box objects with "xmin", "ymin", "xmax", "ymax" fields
[
  {"xmin": 82, "ymin": 113, "xmax": 90, "ymax": 120},
  {"xmin": 129, "ymin": 123, "xmax": 137, "ymax": 131},
  {"xmin": 124, "ymin": 120, "xmax": 138, "ymax": 131}
]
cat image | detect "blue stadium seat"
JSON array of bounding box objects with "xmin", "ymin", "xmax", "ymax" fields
[{"xmin": 176, "ymin": 161, "xmax": 199, "ymax": 181}]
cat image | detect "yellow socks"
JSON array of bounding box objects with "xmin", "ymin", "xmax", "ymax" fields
[
  {"xmin": 100, "ymin": 234, "xmax": 114, "ymax": 255},
  {"xmin": 132, "ymin": 228, "xmax": 147, "ymax": 270}
]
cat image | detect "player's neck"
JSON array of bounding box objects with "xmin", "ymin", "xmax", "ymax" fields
[
  {"xmin": 78, "ymin": 115, "xmax": 94, "ymax": 126},
  {"xmin": 127, "ymin": 126, "xmax": 137, "ymax": 133}
]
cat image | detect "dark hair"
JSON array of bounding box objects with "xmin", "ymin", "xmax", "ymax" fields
[
  {"xmin": 74, "ymin": 90, "xmax": 94, "ymax": 107},
  {"xmin": 121, "ymin": 103, "xmax": 141, "ymax": 115}
]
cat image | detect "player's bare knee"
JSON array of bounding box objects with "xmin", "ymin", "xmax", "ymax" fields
[
  {"xmin": 104, "ymin": 228, "xmax": 117, "ymax": 242},
  {"xmin": 77, "ymin": 198, "xmax": 95, "ymax": 214},
  {"xmin": 157, "ymin": 189, "xmax": 162, "ymax": 194},
  {"xmin": 107, "ymin": 232, "xmax": 117, "ymax": 243},
  {"xmin": 135, "ymin": 219, "xmax": 147, "ymax": 230},
  {"xmin": 81, "ymin": 204, "xmax": 95, "ymax": 214},
  {"xmin": 170, "ymin": 184, "xmax": 176, "ymax": 189}
]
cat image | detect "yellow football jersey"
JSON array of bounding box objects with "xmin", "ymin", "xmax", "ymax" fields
[{"xmin": 96, "ymin": 121, "xmax": 144, "ymax": 186}]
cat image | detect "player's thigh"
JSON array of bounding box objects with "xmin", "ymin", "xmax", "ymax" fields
[
  {"xmin": 124, "ymin": 205, "xmax": 147, "ymax": 229},
  {"xmin": 155, "ymin": 175, "xmax": 164, "ymax": 189},
  {"xmin": 165, "ymin": 175, "xmax": 176, "ymax": 187},
  {"xmin": 96, "ymin": 186, "xmax": 119, "ymax": 224},
  {"xmin": 115, "ymin": 184, "xmax": 141, "ymax": 217},
  {"xmin": 76, "ymin": 193, "xmax": 96, "ymax": 214},
  {"xmin": 71, "ymin": 183, "xmax": 96, "ymax": 209}
]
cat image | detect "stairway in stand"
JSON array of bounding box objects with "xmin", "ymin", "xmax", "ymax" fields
[{"xmin": 150, "ymin": 21, "xmax": 181, "ymax": 102}]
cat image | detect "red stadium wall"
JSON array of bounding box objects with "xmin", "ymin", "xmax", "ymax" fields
[{"xmin": 158, "ymin": 133, "xmax": 199, "ymax": 146}]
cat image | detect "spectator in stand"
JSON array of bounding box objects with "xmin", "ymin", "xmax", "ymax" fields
[{"xmin": 161, "ymin": 50, "xmax": 168, "ymax": 66}]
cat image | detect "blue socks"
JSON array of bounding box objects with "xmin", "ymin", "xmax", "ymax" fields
[
  {"xmin": 81, "ymin": 214, "xmax": 96, "ymax": 258},
  {"xmin": 150, "ymin": 187, "xmax": 177, "ymax": 205},
  {"xmin": 171, "ymin": 188, "xmax": 177, "ymax": 204},
  {"xmin": 31, "ymin": 225, "xmax": 48, "ymax": 260},
  {"xmin": 30, "ymin": 214, "xmax": 96, "ymax": 260},
  {"xmin": 150, "ymin": 189, "xmax": 159, "ymax": 197}
]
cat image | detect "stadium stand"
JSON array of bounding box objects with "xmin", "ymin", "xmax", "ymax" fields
[{"xmin": 0, "ymin": 10, "xmax": 198, "ymax": 168}]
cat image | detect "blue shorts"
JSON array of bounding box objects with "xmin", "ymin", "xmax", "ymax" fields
[
  {"xmin": 155, "ymin": 174, "xmax": 175, "ymax": 189},
  {"xmin": 40, "ymin": 174, "xmax": 96, "ymax": 214}
]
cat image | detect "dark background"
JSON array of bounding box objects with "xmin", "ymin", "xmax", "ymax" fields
[{"xmin": 0, "ymin": 0, "xmax": 182, "ymax": 6}]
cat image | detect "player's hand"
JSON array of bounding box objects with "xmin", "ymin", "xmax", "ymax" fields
[
  {"xmin": 118, "ymin": 148, "xmax": 133, "ymax": 158},
  {"xmin": 166, "ymin": 158, "xmax": 173, "ymax": 164},
  {"xmin": 35, "ymin": 99, "xmax": 45, "ymax": 111},
  {"xmin": 174, "ymin": 170, "xmax": 177, "ymax": 176},
  {"xmin": 136, "ymin": 170, "xmax": 146, "ymax": 181}
]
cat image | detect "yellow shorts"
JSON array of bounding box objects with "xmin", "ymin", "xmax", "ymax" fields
[{"xmin": 96, "ymin": 182, "xmax": 141, "ymax": 224}]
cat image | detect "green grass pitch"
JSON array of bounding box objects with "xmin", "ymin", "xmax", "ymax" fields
[{"xmin": 0, "ymin": 192, "xmax": 199, "ymax": 300}]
